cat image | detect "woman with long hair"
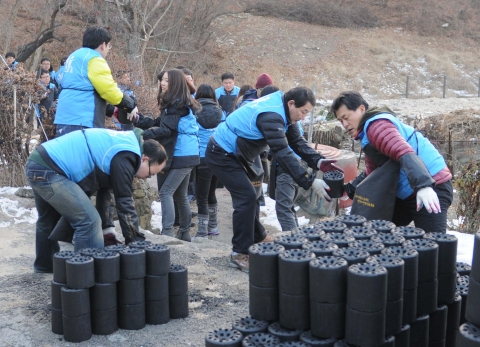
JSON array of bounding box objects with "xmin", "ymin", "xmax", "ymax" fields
[
  {"xmin": 193, "ymin": 84, "xmax": 225, "ymax": 238},
  {"xmin": 134, "ymin": 68, "xmax": 200, "ymax": 241}
]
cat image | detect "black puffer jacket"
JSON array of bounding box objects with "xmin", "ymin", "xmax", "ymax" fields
[
  {"xmin": 255, "ymin": 112, "xmax": 323, "ymax": 193},
  {"xmin": 196, "ymin": 98, "xmax": 223, "ymax": 129}
]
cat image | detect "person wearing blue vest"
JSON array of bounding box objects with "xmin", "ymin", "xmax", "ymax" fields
[
  {"xmin": 133, "ymin": 69, "xmax": 200, "ymax": 241},
  {"xmin": 39, "ymin": 58, "xmax": 56, "ymax": 85},
  {"xmin": 54, "ymin": 26, "xmax": 137, "ymax": 136},
  {"xmin": 26, "ymin": 128, "xmax": 167, "ymax": 273},
  {"xmin": 331, "ymin": 91, "xmax": 453, "ymax": 232},
  {"xmin": 37, "ymin": 69, "xmax": 59, "ymax": 117},
  {"xmin": 54, "ymin": 27, "xmax": 138, "ymax": 246},
  {"xmin": 215, "ymin": 72, "xmax": 240, "ymax": 116},
  {"xmin": 192, "ymin": 84, "xmax": 225, "ymax": 239},
  {"xmin": 206, "ymin": 87, "xmax": 341, "ymax": 272},
  {"xmin": 5, "ymin": 52, "xmax": 18, "ymax": 70}
]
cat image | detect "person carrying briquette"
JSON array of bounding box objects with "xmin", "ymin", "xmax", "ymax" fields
[
  {"xmin": 205, "ymin": 86, "xmax": 341, "ymax": 272},
  {"xmin": 53, "ymin": 26, "xmax": 138, "ymax": 246},
  {"xmin": 132, "ymin": 68, "xmax": 200, "ymax": 242},
  {"xmin": 331, "ymin": 90, "xmax": 453, "ymax": 233},
  {"xmin": 54, "ymin": 26, "xmax": 138, "ymax": 136},
  {"xmin": 26, "ymin": 128, "xmax": 167, "ymax": 273}
]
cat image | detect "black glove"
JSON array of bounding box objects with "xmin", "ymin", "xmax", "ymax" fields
[
  {"xmin": 344, "ymin": 171, "xmax": 367, "ymax": 199},
  {"xmin": 116, "ymin": 92, "xmax": 136, "ymax": 113}
]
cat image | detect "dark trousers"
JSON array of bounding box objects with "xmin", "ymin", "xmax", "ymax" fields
[
  {"xmin": 188, "ymin": 166, "xmax": 196, "ymax": 197},
  {"xmin": 392, "ymin": 180, "xmax": 453, "ymax": 233},
  {"xmin": 195, "ymin": 159, "xmax": 218, "ymax": 215},
  {"xmin": 205, "ymin": 139, "xmax": 266, "ymax": 254}
]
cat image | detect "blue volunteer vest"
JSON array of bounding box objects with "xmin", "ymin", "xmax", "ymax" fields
[
  {"xmin": 54, "ymin": 48, "xmax": 102, "ymax": 128},
  {"xmin": 213, "ymin": 91, "xmax": 287, "ymax": 154},
  {"xmin": 198, "ymin": 112, "xmax": 226, "ymax": 158},
  {"xmin": 55, "ymin": 66, "xmax": 65, "ymax": 86},
  {"xmin": 173, "ymin": 109, "xmax": 199, "ymax": 157},
  {"xmin": 42, "ymin": 129, "xmax": 141, "ymax": 183},
  {"xmin": 359, "ymin": 113, "xmax": 447, "ymax": 199}
]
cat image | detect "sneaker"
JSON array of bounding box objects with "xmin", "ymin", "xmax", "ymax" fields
[
  {"xmin": 260, "ymin": 235, "xmax": 275, "ymax": 243},
  {"xmin": 230, "ymin": 253, "xmax": 249, "ymax": 273}
]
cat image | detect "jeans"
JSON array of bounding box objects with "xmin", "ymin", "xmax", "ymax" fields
[
  {"xmin": 275, "ymin": 172, "xmax": 299, "ymax": 231},
  {"xmin": 205, "ymin": 138, "xmax": 266, "ymax": 254},
  {"xmin": 56, "ymin": 123, "xmax": 116, "ymax": 231},
  {"xmin": 159, "ymin": 167, "xmax": 193, "ymax": 236},
  {"xmin": 392, "ymin": 180, "xmax": 453, "ymax": 233},
  {"xmin": 195, "ymin": 159, "xmax": 218, "ymax": 216},
  {"xmin": 26, "ymin": 161, "xmax": 104, "ymax": 271},
  {"xmin": 55, "ymin": 124, "xmax": 86, "ymax": 137}
]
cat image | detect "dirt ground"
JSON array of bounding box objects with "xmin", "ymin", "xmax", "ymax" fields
[
  {"xmin": 0, "ymin": 185, "xmax": 281, "ymax": 347},
  {"xmin": 1, "ymin": 96, "xmax": 478, "ymax": 346}
]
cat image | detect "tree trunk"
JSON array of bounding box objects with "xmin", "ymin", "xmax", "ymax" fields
[{"xmin": 4, "ymin": 0, "xmax": 24, "ymax": 52}]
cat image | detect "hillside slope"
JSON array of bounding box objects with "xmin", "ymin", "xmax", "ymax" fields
[
  {"xmin": 207, "ymin": 13, "xmax": 480, "ymax": 99},
  {"xmin": 1, "ymin": 1, "xmax": 479, "ymax": 101}
]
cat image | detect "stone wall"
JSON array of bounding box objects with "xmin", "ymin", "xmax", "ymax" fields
[{"xmin": 132, "ymin": 178, "xmax": 158, "ymax": 232}]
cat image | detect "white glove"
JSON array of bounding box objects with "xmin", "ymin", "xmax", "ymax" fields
[
  {"xmin": 416, "ymin": 187, "xmax": 441, "ymax": 213},
  {"xmin": 102, "ymin": 227, "xmax": 123, "ymax": 246},
  {"xmin": 127, "ymin": 106, "xmax": 138, "ymax": 121},
  {"xmin": 312, "ymin": 179, "xmax": 331, "ymax": 200}
]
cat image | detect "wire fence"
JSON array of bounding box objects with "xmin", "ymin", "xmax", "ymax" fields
[{"xmin": 398, "ymin": 75, "xmax": 480, "ymax": 99}]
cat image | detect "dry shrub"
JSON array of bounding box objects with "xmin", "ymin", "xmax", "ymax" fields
[
  {"xmin": 244, "ymin": 0, "xmax": 378, "ymax": 28},
  {"xmin": 455, "ymin": 161, "xmax": 480, "ymax": 233},
  {"xmin": 0, "ymin": 65, "xmax": 40, "ymax": 186}
]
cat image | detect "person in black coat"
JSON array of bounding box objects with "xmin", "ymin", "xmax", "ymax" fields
[{"xmin": 193, "ymin": 84, "xmax": 225, "ymax": 238}]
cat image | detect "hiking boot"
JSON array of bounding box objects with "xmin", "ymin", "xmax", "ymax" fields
[
  {"xmin": 176, "ymin": 231, "xmax": 191, "ymax": 242},
  {"xmin": 162, "ymin": 228, "xmax": 175, "ymax": 237},
  {"xmin": 230, "ymin": 253, "xmax": 249, "ymax": 273},
  {"xmin": 207, "ymin": 204, "xmax": 219, "ymax": 236},
  {"xmin": 194, "ymin": 214, "xmax": 209, "ymax": 239},
  {"xmin": 260, "ymin": 235, "xmax": 275, "ymax": 243}
]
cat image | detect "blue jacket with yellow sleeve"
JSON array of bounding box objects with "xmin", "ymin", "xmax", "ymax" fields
[{"xmin": 54, "ymin": 47, "xmax": 135, "ymax": 128}]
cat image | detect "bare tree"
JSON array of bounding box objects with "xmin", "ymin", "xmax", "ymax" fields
[
  {"xmin": 108, "ymin": 0, "xmax": 241, "ymax": 71},
  {"xmin": 15, "ymin": 0, "xmax": 68, "ymax": 63}
]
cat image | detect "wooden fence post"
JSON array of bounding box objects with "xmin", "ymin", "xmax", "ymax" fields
[
  {"xmin": 443, "ymin": 75, "xmax": 446, "ymax": 98},
  {"xmin": 308, "ymin": 85, "xmax": 316, "ymax": 143},
  {"xmin": 406, "ymin": 76, "xmax": 409, "ymax": 99}
]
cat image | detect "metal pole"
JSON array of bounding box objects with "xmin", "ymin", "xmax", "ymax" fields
[
  {"xmin": 406, "ymin": 76, "xmax": 409, "ymax": 99},
  {"xmin": 13, "ymin": 86, "xmax": 17, "ymax": 139},
  {"xmin": 308, "ymin": 85, "xmax": 316, "ymax": 144},
  {"xmin": 443, "ymin": 75, "xmax": 446, "ymax": 98},
  {"xmin": 0, "ymin": 54, "xmax": 9, "ymax": 68}
]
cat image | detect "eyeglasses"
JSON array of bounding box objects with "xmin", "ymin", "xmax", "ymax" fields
[
  {"xmin": 107, "ymin": 43, "xmax": 112, "ymax": 49},
  {"xmin": 147, "ymin": 160, "xmax": 151, "ymax": 178}
]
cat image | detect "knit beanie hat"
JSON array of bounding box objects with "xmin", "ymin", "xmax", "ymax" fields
[{"xmin": 255, "ymin": 73, "xmax": 274, "ymax": 89}]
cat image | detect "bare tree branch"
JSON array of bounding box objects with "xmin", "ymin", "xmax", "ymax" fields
[
  {"xmin": 16, "ymin": 0, "xmax": 68, "ymax": 62},
  {"xmin": 114, "ymin": 0, "xmax": 133, "ymax": 32},
  {"xmin": 139, "ymin": 0, "xmax": 174, "ymax": 57}
]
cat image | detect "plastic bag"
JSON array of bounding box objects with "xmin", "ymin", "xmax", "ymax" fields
[{"xmin": 296, "ymin": 169, "xmax": 336, "ymax": 217}]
